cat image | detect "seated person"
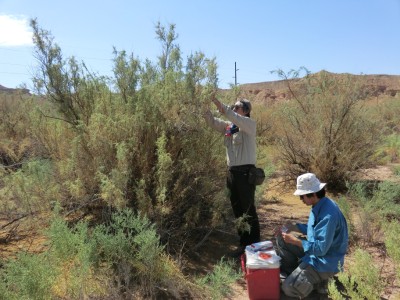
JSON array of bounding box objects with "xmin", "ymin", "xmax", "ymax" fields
[{"xmin": 275, "ymin": 173, "xmax": 349, "ymax": 298}]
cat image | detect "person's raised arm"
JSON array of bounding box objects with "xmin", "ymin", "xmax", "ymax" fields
[
  {"xmin": 202, "ymin": 96, "xmax": 228, "ymax": 134},
  {"xmin": 212, "ymin": 97, "xmax": 225, "ymax": 114}
]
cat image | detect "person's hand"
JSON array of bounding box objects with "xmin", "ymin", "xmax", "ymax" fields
[
  {"xmin": 283, "ymin": 221, "xmax": 299, "ymax": 233},
  {"xmin": 274, "ymin": 222, "xmax": 299, "ymax": 237},
  {"xmin": 212, "ymin": 97, "xmax": 224, "ymax": 114},
  {"xmin": 281, "ymin": 232, "xmax": 302, "ymax": 247}
]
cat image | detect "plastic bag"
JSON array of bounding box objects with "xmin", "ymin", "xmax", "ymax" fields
[
  {"xmin": 245, "ymin": 241, "xmax": 274, "ymax": 253},
  {"xmin": 245, "ymin": 241, "xmax": 281, "ymax": 269}
]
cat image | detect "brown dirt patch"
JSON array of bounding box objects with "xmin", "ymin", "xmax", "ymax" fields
[{"xmin": 0, "ymin": 216, "xmax": 48, "ymax": 260}]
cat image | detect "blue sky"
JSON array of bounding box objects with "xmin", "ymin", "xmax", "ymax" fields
[{"xmin": 1, "ymin": 0, "xmax": 400, "ymax": 90}]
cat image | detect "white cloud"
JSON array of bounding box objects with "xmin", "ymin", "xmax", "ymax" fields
[{"xmin": 0, "ymin": 14, "xmax": 33, "ymax": 46}]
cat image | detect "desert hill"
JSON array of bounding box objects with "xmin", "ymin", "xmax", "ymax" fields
[
  {"xmin": 236, "ymin": 70, "xmax": 400, "ymax": 104},
  {"xmin": 0, "ymin": 84, "xmax": 30, "ymax": 95}
]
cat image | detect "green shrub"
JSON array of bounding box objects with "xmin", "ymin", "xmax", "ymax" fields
[
  {"xmin": 347, "ymin": 180, "xmax": 400, "ymax": 243},
  {"xmin": 358, "ymin": 181, "xmax": 400, "ymax": 222},
  {"xmin": 374, "ymin": 96, "xmax": 400, "ymax": 135},
  {"xmin": 28, "ymin": 19, "xmax": 227, "ymax": 253},
  {"xmin": 92, "ymin": 209, "xmax": 197, "ymax": 298},
  {"xmin": 384, "ymin": 220, "xmax": 400, "ymax": 281},
  {"xmin": 0, "ymin": 209, "xmax": 204, "ymax": 299},
  {"xmin": 197, "ymin": 257, "xmax": 241, "ymax": 299},
  {"xmin": 92, "ymin": 209, "xmax": 165, "ymax": 293},
  {"xmin": 271, "ymin": 69, "xmax": 380, "ymax": 189},
  {"xmin": 0, "ymin": 92, "xmax": 35, "ymax": 143},
  {"xmin": 327, "ymin": 279, "xmax": 345, "ymax": 300},
  {"xmin": 0, "ymin": 252, "xmax": 57, "ymax": 300},
  {"xmin": 374, "ymin": 133, "xmax": 400, "ymax": 164},
  {"xmin": 0, "ymin": 20, "xmax": 244, "ymax": 297},
  {"xmin": 393, "ymin": 164, "xmax": 400, "ymax": 177},
  {"xmin": 45, "ymin": 211, "xmax": 100, "ymax": 298},
  {"xmin": 336, "ymin": 195, "xmax": 353, "ymax": 242},
  {"xmin": 330, "ymin": 249, "xmax": 383, "ymax": 300},
  {"xmin": 0, "ymin": 159, "xmax": 60, "ymax": 214}
]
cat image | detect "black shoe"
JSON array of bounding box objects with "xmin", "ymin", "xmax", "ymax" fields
[
  {"xmin": 229, "ymin": 246, "xmax": 245, "ymax": 258},
  {"xmin": 316, "ymin": 280, "xmax": 329, "ymax": 294}
]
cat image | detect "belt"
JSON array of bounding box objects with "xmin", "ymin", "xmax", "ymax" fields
[{"xmin": 228, "ymin": 164, "xmax": 255, "ymax": 172}]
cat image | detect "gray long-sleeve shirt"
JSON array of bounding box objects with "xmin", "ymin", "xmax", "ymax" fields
[{"xmin": 204, "ymin": 103, "xmax": 256, "ymax": 167}]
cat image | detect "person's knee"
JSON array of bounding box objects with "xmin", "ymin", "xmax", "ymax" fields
[
  {"xmin": 281, "ymin": 267, "xmax": 315, "ymax": 298},
  {"xmin": 282, "ymin": 277, "xmax": 314, "ymax": 298},
  {"xmin": 281, "ymin": 279, "xmax": 294, "ymax": 297}
]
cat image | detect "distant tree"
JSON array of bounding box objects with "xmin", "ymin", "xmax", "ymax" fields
[{"xmin": 272, "ymin": 69, "xmax": 381, "ymax": 189}]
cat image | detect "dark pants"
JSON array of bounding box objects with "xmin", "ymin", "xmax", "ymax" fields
[
  {"xmin": 275, "ymin": 234, "xmax": 305, "ymax": 275},
  {"xmin": 227, "ymin": 165, "xmax": 260, "ymax": 247}
]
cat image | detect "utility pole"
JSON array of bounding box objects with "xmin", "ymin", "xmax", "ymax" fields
[{"xmin": 234, "ymin": 62, "xmax": 239, "ymax": 86}]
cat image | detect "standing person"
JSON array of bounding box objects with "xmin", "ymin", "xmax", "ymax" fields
[
  {"xmin": 203, "ymin": 97, "xmax": 260, "ymax": 256},
  {"xmin": 276, "ymin": 173, "xmax": 349, "ymax": 298}
]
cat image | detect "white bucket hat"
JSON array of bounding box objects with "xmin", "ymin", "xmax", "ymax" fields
[{"xmin": 293, "ymin": 173, "xmax": 326, "ymax": 196}]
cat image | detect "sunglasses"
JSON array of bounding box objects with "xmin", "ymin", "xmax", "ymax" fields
[
  {"xmin": 300, "ymin": 193, "xmax": 314, "ymax": 200},
  {"xmin": 233, "ymin": 104, "xmax": 243, "ymax": 110}
]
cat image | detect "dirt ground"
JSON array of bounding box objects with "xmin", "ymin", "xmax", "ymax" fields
[{"xmin": 189, "ymin": 167, "xmax": 400, "ymax": 300}]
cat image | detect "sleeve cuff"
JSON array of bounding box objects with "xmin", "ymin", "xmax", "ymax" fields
[{"xmin": 302, "ymin": 240, "xmax": 311, "ymax": 252}]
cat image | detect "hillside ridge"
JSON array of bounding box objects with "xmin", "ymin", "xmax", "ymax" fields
[
  {"xmin": 236, "ymin": 71, "xmax": 400, "ymax": 104},
  {"xmin": 0, "ymin": 84, "xmax": 30, "ymax": 95}
]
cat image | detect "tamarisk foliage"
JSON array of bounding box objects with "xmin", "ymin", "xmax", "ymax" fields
[
  {"xmin": 270, "ymin": 69, "xmax": 381, "ymax": 188},
  {"xmin": 0, "ymin": 19, "xmax": 240, "ymax": 299},
  {"xmin": 3, "ymin": 20, "xmax": 227, "ymax": 252}
]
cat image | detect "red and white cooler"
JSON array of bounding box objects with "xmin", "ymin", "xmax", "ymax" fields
[{"xmin": 241, "ymin": 241, "xmax": 281, "ymax": 300}]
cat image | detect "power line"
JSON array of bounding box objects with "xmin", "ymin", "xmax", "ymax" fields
[
  {"xmin": 0, "ymin": 46, "xmax": 32, "ymax": 53},
  {"xmin": 0, "ymin": 71, "xmax": 30, "ymax": 75},
  {"xmin": 0, "ymin": 62, "xmax": 28, "ymax": 66}
]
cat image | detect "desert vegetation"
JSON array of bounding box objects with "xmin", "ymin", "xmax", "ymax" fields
[{"xmin": 0, "ymin": 19, "xmax": 399, "ymax": 299}]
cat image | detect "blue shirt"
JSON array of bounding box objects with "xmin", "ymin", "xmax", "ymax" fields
[{"xmin": 297, "ymin": 197, "xmax": 348, "ymax": 273}]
